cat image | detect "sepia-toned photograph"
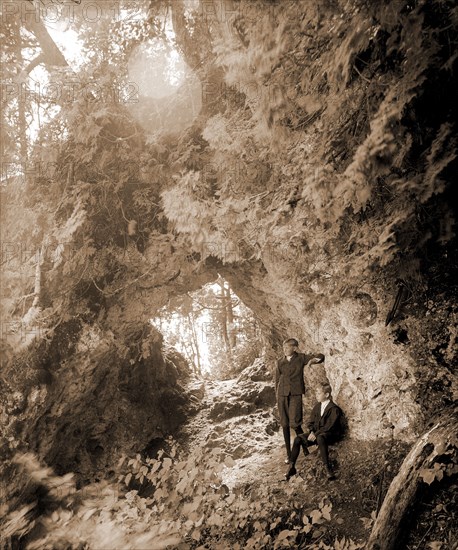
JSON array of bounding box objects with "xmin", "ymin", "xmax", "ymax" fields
[{"xmin": 1, "ymin": 1, "xmax": 457, "ymax": 548}]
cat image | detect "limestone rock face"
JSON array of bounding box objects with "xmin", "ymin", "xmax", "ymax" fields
[
  {"xmin": 11, "ymin": 325, "xmax": 191, "ymax": 482},
  {"xmin": 3, "ymin": 239, "xmax": 454, "ymax": 485},
  {"xmin": 1, "ymin": 0, "xmax": 456, "ymax": 496},
  {"xmin": 237, "ymin": 357, "xmax": 273, "ymax": 383},
  {"xmin": 221, "ymin": 261, "xmax": 455, "ymax": 443},
  {"xmin": 208, "ymin": 373, "xmax": 276, "ymax": 422},
  {"xmin": 180, "ymin": 370, "xmax": 280, "ymax": 463}
]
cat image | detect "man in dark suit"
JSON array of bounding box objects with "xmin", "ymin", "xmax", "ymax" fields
[
  {"xmin": 275, "ymin": 338, "xmax": 325, "ymax": 464},
  {"xmin": 286, "ymin": 382, "xmax": 344, "ymax": 481}
]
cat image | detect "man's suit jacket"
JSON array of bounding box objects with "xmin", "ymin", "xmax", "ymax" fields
[
  {"xmin": 307, "ymin": 400, "xmax": 342, "ymax": 438},
  {"xmin": 275, "ymin": 352, "xmax": 324, "ymax": 397}
]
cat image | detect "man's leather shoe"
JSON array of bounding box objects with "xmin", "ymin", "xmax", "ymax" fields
[{"xmin": 285, "ymin": 465, "xmax": 297, "ymax": 480}]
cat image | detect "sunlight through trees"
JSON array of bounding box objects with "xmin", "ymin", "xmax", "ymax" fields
[{"xmin": 151, "ymin": 276, "xmax": 261, "ymax": 378}]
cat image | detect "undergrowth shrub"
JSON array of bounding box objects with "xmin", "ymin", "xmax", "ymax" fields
[{"xmin": 1, "ymin": 440, "xmax": 366, "ymax": 549}]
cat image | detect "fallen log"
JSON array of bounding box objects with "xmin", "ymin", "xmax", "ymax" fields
[{"xmin": 366, "ymin": 405, "xmax": 458, "ymax": 550}]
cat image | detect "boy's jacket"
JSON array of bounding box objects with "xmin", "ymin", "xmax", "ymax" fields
[
  {"xmin": 307, "ymin": 400, "xmax": 343, "ymax": 437},
  {"xmin": 275, "ymin": 352, "xmax": 323, "ymax": 396}
]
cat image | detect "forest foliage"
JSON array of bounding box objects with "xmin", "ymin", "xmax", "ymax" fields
[
  {"xmin": 161, "ymin": 0, "xmax": 458, "ymax": 284},
  {"xmin": 1, "ymin": 441, "xmax": 365, "ymax": 550},
  {"xmin": 1, "ymin": 0, "xmax": 457, "ymax": 548},
  {"xmin": 152, "ymin": 277, "xmax": 262, "ymax": 378},
  {"xmin": 2, "ymin": 424, "xmax": 456, "ymax": 550},
  {"xmin": 1, "ymin": 0, "xmax": 456, "ymax": 355}
]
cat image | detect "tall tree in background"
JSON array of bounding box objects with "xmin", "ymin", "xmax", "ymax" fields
[{"xmin": 152, "ymin": 278, "xmax": 260, "ymax": 378}]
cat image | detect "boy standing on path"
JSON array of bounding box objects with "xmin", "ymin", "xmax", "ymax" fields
[{"xmin": 275, "ymin": 338, "xmax": 325, "ymax": 464}]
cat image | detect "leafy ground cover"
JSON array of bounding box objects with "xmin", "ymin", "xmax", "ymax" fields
[{"xmin": 2, "ymin": 376, "xmax": 416, "ymax": 550}]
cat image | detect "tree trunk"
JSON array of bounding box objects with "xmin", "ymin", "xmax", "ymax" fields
[
  {"xmin": 224, "ymin": 284, "xmax": 237, "ymax": 349},
  {"xmin": 217, "ymin": 280, "xmax": 230, "ymax": 352},
  {"xmin": 169, "ymin": 0, "xmax": 212, "ymax": 74},
  {"xmin": 187, "ymin": 312, "xmax": 202, "ymax": 376},
  {"xmin": 366, "ymin": 405, "xmax": 458, "ymax": 550},
  {"xmin": 183, "ymin": 341, "xmax": 197, "ymax": 374},
  {"xmin": 16, "ymin": 64, "xmax": 28, "ymax": 162},
  {"xmin": 23, "ymin": 3, "xmax": 69, "ymax": 69}
]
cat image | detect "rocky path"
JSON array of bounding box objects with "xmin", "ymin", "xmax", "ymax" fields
[
  {"xmin": 178, "ymin": 361, "xmax": 347, "ymax": 490},
  {"xmin": 175, "ymin": 361, "xmax": 409, "ymax": 543},
  {"xmin": 178, "ymin": 361, "xmax": 286, "ymax": 487}
]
